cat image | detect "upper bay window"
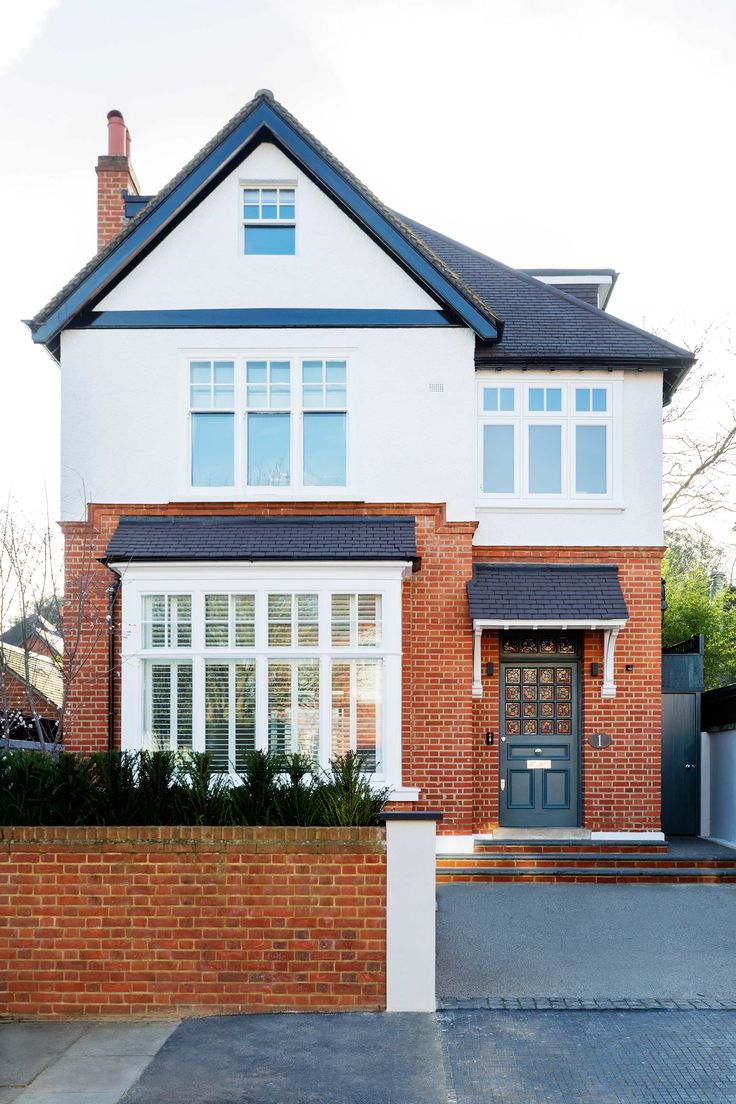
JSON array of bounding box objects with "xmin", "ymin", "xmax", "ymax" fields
[
  {"xmin": 242, "ymin": 184, "xmax": 296, "ymax": 255},
  {"xmin": 479, "ymin": 379, "xmax": 613, "ymax": 502},
  {"xmin": 189, "ymin": 356, "xmax": 349, "ymax": 493}
]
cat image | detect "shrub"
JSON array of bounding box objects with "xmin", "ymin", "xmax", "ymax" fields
[{"xmin": 0, "ymin": 749, "xmax": 390, "ymax": 827}]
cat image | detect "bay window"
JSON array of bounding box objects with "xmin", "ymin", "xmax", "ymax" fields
[
  {"xmin": 126, "ymin": 566, "xmax": 405, "ymax": 790},
  {"xmin": 479, "ymin": 377, "xmax": 614, "ymax": 502}
]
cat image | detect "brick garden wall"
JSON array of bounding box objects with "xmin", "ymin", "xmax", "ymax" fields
[{"xmin": 0, "ymin": 826, "xmax": 386, "ymax": 1018}]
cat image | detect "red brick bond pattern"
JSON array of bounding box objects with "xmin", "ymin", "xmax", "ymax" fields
[
  {"xmin": 471, "ymin": 546, "xmax": 664, "ymax": 834},
  {"xmin": 0, "ymin": 826, "xmax": 386, "ymax": 1018},
  {"xmin": 61, "ymin": 505, "xmax": 663, "ymax": 834}
]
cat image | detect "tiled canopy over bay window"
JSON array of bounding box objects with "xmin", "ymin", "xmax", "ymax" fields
[{"xmin": 108, "ymin": 515, "xmax": 417, "ymax": 796}]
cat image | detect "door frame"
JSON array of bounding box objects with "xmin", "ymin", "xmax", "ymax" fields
[{"xmin": 498, "ymin": 638, "xmax": 582, "ymax": 828}]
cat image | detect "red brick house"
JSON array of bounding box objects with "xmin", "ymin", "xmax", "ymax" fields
[{"xmin": 25, "ymin": 92, "xmax": 694, "ymax": 843}]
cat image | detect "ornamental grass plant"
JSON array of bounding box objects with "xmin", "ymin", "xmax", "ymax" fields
[{"xmin": 0, "ymin": 748, "xmax": 389, "ymax": 827}]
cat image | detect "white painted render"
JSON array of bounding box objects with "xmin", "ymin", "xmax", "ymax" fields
[
  {"xmin": 59, "ymin": 327, "xmax": 664, "ymax": 545},
  {"xmin": 97, "ymin": 143, "xmax": 441, "ymax": 312},
  {"xmin": 59, "ymin": 325, "xmax": 477, "ymax": 522},
  {"xmin": 384, "ymin": 817, "xmax": 438, "ymax": 1012}
]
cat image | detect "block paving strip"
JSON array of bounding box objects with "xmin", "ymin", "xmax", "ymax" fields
[{"xmin": 438, "ymin": 995, "xmax": 736, "ymax": 1010}]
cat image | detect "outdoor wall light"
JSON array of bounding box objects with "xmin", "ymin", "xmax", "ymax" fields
[
  {"xmin": 590, "ymin": 662, "xmax": 600, "ymax": 677},
  {"xmin": 486, "ymin": 662, "xmax": 494, "ymax": 676}
]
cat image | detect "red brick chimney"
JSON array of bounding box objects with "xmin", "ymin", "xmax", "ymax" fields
[{"xmin": 96, "ymin": 110, "xmax": 140, "ymax": 251}]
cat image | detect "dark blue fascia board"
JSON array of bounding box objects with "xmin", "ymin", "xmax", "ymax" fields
[
  {"xmin": 32, "ymin": 100, "xmax": 498, "ymax": 347},
  {"xmin": 75, "ymin": 308, "xmax": 457, "ymax": 330}
]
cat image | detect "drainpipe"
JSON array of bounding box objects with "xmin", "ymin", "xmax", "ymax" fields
[{"xmin": 107, "ymin": 572, "xmax": 121, "ymax": 752}]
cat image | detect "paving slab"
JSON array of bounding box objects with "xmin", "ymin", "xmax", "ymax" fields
[
  {"xmin": 21, "ymin": 1055, "xmax": 151, "ymax": 1095},
  {"xmin": 440, "ymin": 1008, "xmax": 736, "ymax": 1104},
  {"xmin": 64, "ymin": 1023, "xmax": 178, "ymax": 1058},
  {"xmin": 0, "ymin": 1023, "xmax": 86, "ymax": 1088},
  {"xmin": 121, "ymin": 1013, "xmax": 448, "ymax": 1104},
  {"xmin": 437, "ymin": 882, "xmax": 736, "ymax": 1000}
]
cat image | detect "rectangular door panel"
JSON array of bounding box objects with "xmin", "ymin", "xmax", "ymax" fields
[{"xmin": 508, "ymin": 770, "xmax": 535, "ymax": 809}]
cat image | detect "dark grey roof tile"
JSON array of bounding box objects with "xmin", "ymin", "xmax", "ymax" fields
[{"xmin": 467, "ymin": 563, "xmax": 629, "ymax": 621}]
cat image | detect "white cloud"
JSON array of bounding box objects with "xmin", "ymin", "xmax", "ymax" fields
[{"xmin": 0, "ymin": 0, "xmax": 59, "ymax": 75}]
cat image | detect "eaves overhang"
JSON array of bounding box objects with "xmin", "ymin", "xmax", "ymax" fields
[{"xmin": 28, "ymin": 95, "xmax": 499, "ymax": 353}]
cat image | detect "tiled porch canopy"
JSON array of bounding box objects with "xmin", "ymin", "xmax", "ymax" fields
[{"xmin": 467, "ymin": 563, "xmax": 629, "ymax": 699}]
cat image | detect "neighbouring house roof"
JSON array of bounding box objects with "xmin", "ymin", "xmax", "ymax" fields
[
  {"xmin": 104, "ymin": 515, "xmax": 418, "ymax": 565},
  {"xmin": 26, "ymin": 91, "xmax": 694, "ymax": 404},
  {"xmin": 402, "ymin": 218, "xmax": 693, "ymax": 403},
  {"xmin": 0, "ymin": 614, "xmax": 63, "ymax": 658},
  {"xmin": 0, "ymin": 642, "xmax": 64, "ymax": 711},
  {"xmin": 467, "ymin": 563, "xmax": 629, "ymax": 623}
]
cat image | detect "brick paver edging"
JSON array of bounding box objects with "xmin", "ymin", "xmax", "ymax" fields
[{"xmin": 438, "ymin": 997, "xmax": 736, "ymax": 1010}]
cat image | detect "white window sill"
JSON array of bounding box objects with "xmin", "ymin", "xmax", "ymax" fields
[
  {"xmin": 182, "ymin": 490, "xmax": 359, "ymax": 501},
  {"xmin": 476, "ymin": 500, "xmax": 625, "ymax": 514}
]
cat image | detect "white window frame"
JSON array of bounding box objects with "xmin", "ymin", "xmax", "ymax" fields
[
  {"xmin": 184, "ymin": 351, "xmax": 351, "ymax": 499},
  {"xmin": 119, "ymin": 561, "xmax": 416, "ymax": 799},
  {"xmin": 240, "ymin": 181, "xmax": 297, "ymax": 256},
  {"xmin": 477, "ymin": 375, "xmax": 619, "ymax": 506}
]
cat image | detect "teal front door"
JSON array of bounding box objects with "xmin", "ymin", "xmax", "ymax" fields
[{"xmin": 499, "ymin": 656, "xmax": 580, "ymax": 828}]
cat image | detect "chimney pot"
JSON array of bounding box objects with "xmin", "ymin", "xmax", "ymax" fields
[{"xmin": 107, "ymin": 110, "xmax": 128, "ymax": 156}]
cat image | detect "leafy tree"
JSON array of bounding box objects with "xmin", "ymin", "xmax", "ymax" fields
[{"xmin": 662, "ymin": 529, "xmax": 736, "ymax": 689}]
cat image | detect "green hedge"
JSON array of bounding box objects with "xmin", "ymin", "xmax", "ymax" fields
[{"xmin": 0, "ymin": 749, "xmax": 389, "ymax": 827}]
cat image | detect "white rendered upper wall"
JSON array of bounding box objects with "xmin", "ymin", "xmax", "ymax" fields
[
  {"xmin": 59, "ymin": 325, "xmax": 664, "ymax": 545},
  {"xmin": 97, "ymin": 143, "xmax": 441, "ymax": 312}
]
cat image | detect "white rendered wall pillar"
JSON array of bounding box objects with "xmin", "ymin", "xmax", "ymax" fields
[{"xmin": 381, "ymin": 811, "xmax": 441, "ymax": 1012}]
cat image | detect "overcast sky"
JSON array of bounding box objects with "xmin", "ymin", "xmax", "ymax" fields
[{"xmin": 1, "ymin": 0, "xmax": 734, "ymax": 540}]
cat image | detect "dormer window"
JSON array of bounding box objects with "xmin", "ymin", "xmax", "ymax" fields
[{"xmin": 242, "ymin": 184, "xmax": 296, "ymax": 254}]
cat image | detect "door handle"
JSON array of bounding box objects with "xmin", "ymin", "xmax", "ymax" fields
[{"xmin": 685, "ymin": 763, "xmax": 696, "ymax": 769}]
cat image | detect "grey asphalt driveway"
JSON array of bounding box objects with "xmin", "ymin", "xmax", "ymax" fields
[
  {"xmin": 121, "ymin": 1013, "xmax": 447, "ymax": 1104},
  {"xmin": 437, "ymin": 883, "xmax": 736, "ymax": 1001}
]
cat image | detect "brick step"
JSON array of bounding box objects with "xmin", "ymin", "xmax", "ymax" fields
[
  {"xmin": 437, "ymin": 866, "xmax": 736, "ymax": 884},
  {"xmin": 473, "ymin": 840, "xmax": 668, "ymax": 854},
  {"xmin": 437, "ymin": 853, "xmax": 736, "ymax": 870}
]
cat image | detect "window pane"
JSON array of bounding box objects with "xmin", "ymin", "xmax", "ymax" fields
[
  {"xmin": 297, "ymin": 593, "xmax": 319, "ymax": 646},
  {"xmin": 303, "ymin": 412, "xmax": 346, "ymax": 486},
  {"xmin": 267, "ymin": 660, "xmax": 319, "ymax": 760},
  {"xmin": 205, "ymin": 663, "xmax": 230, "ymax": 771},
  {"xmin": 483, "ymin": 387, "xmax": 498, "ymax": 412},
  {"xmin": 325, "ymin": 385, "xmax": 347, "ymax": 407},
  {"xmin": 271, "ymin": 362, "xmax": 290, "ymax": 384},
  {"xmin": 144, "ymin": 662, "xmax": 193, "ymax": 754},
  {"xmin": 326, "ymin": 361, "xmax": 346, "ymax": 383},
  {"xmin": 190, "ymin": 361, "xmax": 211, "ymax": 385},
  {"xmin": 244, "ymin": 225, "xmax": 296, "ymax": 255},
  {"xmin": 262, "ymin": 204, "xmax": 278, "ymax": 219},
  {"xmin": 482, "ymin": 424, "xmax": 515, "ymax": 493},
  {"xmin": 268, "ymin": 593, "xmax": 292, "ymax": 646},
  {"xmin": 331, "ymin": 594, "xmax": 352, "ymax": 647},
  {"xmin": 529, "ymin": 425, "xmax": 562, "ymax": 493},
  {"xmin": 576, "ymin": 425, "xmax": 607, "ymax": 494},
  {"xmin": 358, "ymin": 594, "xmax": 382, "ymax": 647},
  {"xmin": 331, "ymin": 660, "xmax": 382, "ymax": 772},
  {"xmin": 192, "ymin": 413, "xmax": 234, "ymax": 487},
  {"xmin": 575, "ymin": 388, "xmax": 591, "ymax": 412},
  {"xmin": 592, "ymin": 388, "xmax": 607, "ymax": 412},
  {"xmin": 246, "ymin": 362, "xmax": 267, "ymax": 383},
  {"xmin": 234, "ymin": 594, "xmax": 256, "ymax": 647},
  {"xmin": 213, "ymin": 386, "xmax": 234, "ymax": 409},
  {"xmin": 247, "ymin": 413, "xmax": 291, "ymax": 486},
  {"xmin": 529, "ymin": 388, "xmax": 544, "ymax": 412},
  {"xmin": 499, "ymin": 388, "xmax": 514, "ymax": 412},
  {"xmin": 234, "ymin": 663, "xmax": 256, "ymax": 771},
  {"xmin": 546, "ymin": 388, "xmax": 562, "ymax": 412},
  {"xmin": 205, "ymin": 594, "xmax": 229, "ymax": 647},
  {"xmin": 243, "ymin": 205, "xmax": 259, "ymax": 220},
  {"xmin": 302, "ymin": 385, "xmax": 324, "ymax": 409},
  {"xmin": 171, "ymin": 595, "xmax": 192, "ymax": 648},
  {"xmin": 279, "ymin": 204, "xmax": 295, "ymax": 220},
  {"xmin": 303, "ymin": 361, "xmax": 323, "ymax": 384},
  {"xmin": 143, "ymin": 595, "xmax": 166, "ymax": 648},
  {"xmin": 213, "ymin": 361, "xmax": 234, "ymax": 385}
]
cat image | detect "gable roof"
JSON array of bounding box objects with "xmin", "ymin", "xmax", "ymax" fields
[
  {"xmin": 29, "ymin": 91, "xmax": 499, "ymax": 353},
  {"xmin": 0, "ymin": 643, "xmax": 64, "ymax": 710},
  {"xmin": 28, "ymin": 90, "xmax": 694, "ymax": 403},
  {"xmin": 0, "ymin": 614, "xmax": 63, "ymax": 658},
  {"xmin": 104, "ymin": 514, "xmax": 418, "ymax": 566},
  {"xmin": 402, "ymin": 218, "xmax": 693, "ymax": 401}
]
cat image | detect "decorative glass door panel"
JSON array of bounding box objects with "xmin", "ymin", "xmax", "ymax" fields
[{"xmin": 499, "ymin": 654, "xmax": 579, "ymax": 828}]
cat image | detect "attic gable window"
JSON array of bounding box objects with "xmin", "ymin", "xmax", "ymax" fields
[{"xmin": 242, "ymin": 184, "xmax": 296, "ymax": 255}]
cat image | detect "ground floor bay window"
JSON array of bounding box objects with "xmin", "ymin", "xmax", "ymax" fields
[{"xmin": 119, "ymin": 561, "xmax": 411, "ymax": 795}]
